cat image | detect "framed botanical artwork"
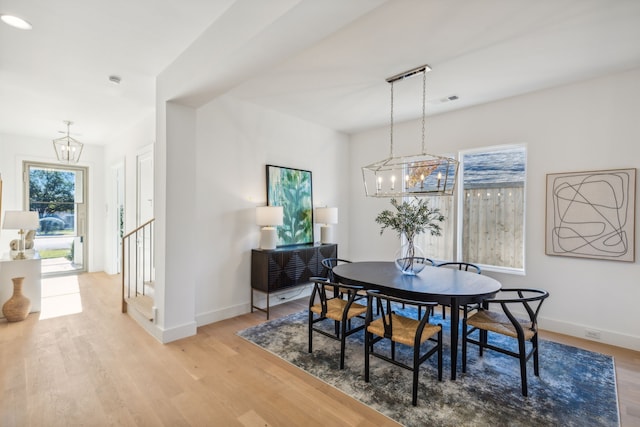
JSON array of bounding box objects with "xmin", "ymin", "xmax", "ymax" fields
[
  {"xmin": 266, "ymin": 165, "xmax": 313, "ymax": 246},
  {"xmin": 545, "ymin": 168, "xmax": 636, "ymax": 262}
]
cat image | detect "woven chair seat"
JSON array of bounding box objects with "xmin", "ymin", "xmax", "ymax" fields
[
  {"xmin": 467, "ymin": 310, "xmax": 535, "ymax": 340},
  {"xmin": 367, "ymin": 314, "xmax": 441, "ymax": 347},
  {"xmin": 310, "ymin": 298, "xmax": 367, "ymax": 321}
]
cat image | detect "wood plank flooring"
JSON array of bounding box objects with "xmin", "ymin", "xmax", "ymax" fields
[{"xmin": 0, "ymin": 272, "xmax": 638, "ymax": 426}]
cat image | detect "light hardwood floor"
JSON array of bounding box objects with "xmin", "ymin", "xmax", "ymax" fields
[{"xmin": 0, "ymin": 272, "xmax": 637, "ymax": 426}]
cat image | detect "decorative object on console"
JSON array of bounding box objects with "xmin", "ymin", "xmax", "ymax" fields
[
  {"xmin": 315, "ymin": 207, "xmax": 338, "ymax": 244},
  {"xmin": 362, "ymin": 64, "xmax": 458, "ymax": 197},
  {"xmin": 375, "ymin": 198, "xmax": 444, "ymax": 275},
  {"xmin": 256, "ymin": 206, "xmax": 283, "ymax": 250},
  {"xmin": 2, "ymin": 210, "xmax": 40, "ymax": 260},
  {"xmin": 53, "ymin": 120, "xmax": 84, "ymax": 164},
  {"xmin": 266, "ymin": 165, "xmax": 313, "ymax": 246},
  {"xmin": 545, "ymin": 168, "xmax": 636, "ymax": 262},
  {"xmin": 2, "ymin": 276, "xmax": 31, "ymax": 321},
  {"xmin": 10, "ymin": 230, "xmax": 35, "ymax": 251}
]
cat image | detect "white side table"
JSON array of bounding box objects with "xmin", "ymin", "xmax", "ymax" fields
[{"xmin": 0, "ymin": 253, "xmax": 42, "ymax": 317}]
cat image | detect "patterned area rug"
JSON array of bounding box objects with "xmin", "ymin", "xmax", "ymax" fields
[{"xmin": 237, "ymin": 309, "xmax": 619, "ymax": 427}]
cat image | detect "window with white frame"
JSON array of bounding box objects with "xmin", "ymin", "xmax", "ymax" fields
[{"xmin": 416, "ymin": 144, "xmax": 526, "ymax": 272}]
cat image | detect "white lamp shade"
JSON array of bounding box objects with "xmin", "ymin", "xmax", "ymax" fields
[
  {"xmin": 316, "ymin": 207, "xmax": 338, "ymax": 225},
  {"xmin": 256, "ymin": 206, "xmax": 283, "ymax": 226},
  {"xmin": 3, "ymin": 211, "xmax": 40, "ymax": 230}
]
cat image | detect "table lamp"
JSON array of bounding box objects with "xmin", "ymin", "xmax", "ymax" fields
[
  {"xmin": 316, "ymin": 207, "xmax": 338, "ymax": 244},
  {"xmin": 256, "ymin": 206, "xmax": 283, "ymax": 250},
  {"xmin": 2, "ymin": 210, "xmax": 40, "ymax": 259}
]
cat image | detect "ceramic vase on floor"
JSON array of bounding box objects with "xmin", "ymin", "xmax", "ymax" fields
[{"xmin": 2, "ymin": 276, "xmax": 31, "ymax": 322}]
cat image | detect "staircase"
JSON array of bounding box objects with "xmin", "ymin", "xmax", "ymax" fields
[{"xmin": 121, "ymin": 219, "xmax": 155, "ymax": 321}]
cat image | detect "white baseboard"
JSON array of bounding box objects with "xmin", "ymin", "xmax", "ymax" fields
[
  {"xmin": 196, "ymin": 302, "xmax": 248, "ymax": 327},
  {"xmin": 160, "ymin": 321, "xmax": 198, "ymax": 343},
  {"xmin": 127, "ymin": 304, "xmax": 197, "ymax": 343},
  {"xmin": 196, "ymin": 284, "xmax": 313, "ymax": 327},
  {"xmin": 540, "ymin": 315, "xmax": 640, "ymax": 352},
  {"xmin": 127, "ymin": 308, "xmax": 164, "ymax": 343}
]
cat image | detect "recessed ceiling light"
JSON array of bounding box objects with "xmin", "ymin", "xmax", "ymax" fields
[{"xmin": 0, "ymin": 14, "xmax": 32, "ymax": 30}]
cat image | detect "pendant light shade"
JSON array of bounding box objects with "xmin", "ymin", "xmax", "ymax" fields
[{"xmin": 53, "ymin": 121, "xmax": 84, "ymax": 164}]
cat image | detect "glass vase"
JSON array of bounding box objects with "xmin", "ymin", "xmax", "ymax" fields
[{"xmin": 394, "ymin": 240, "xmax": 428, "ymax": 275}]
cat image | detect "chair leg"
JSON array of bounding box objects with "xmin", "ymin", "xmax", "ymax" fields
[
  {"xmin": 340, "ymin": 320, "xmax": 347, "ymax": 369},
  {"xmin": 308, "ymin": 312, "xmax": 313, "ymax": 353},
  {"xmin": 461, "ymin": 319, "xmax": 468, "ymax": 373},
  {"xmin": 412, "ymin": 343, "xmax": 420, "ymax": 406},
  {"xmin": 533, "ymin": 334, "xmax": 540, "ymax": 376},
  {"xmin": 479, "ymin": 330, "xmax": 487, "ymax": 356},
  {"xmin": 364, "ymin": 331, "xmax": 371, "ymax": 383},
  {"xmin": 437, "ymin": 329, "xmax": 443, "ymax": 381},
  {"xmin": 442, "ymin": 304, "xmax": 446, "ymax": 319},
  {"xmin": 518, "ymin": 339, "xmax": 528, "ymax": 397}
]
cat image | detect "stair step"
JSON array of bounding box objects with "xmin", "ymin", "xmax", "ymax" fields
[{"xmin": 125, "ymin": 294, "xmax": 154, "ymax": 321}]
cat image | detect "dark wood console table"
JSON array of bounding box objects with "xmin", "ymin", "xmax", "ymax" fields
[{"xmin": 251, "ymin": 243, "xmax": 337, "ymax": 318}]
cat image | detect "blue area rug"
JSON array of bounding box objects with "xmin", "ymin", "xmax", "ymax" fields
[{"xmin": 237, "ymin": 309, "xmax": 619, "ymax": 427}]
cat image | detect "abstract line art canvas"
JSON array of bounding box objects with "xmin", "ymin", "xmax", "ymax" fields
[{"xmin": 546, "ymin": 168, "xmax": 636, "ymax": 262}]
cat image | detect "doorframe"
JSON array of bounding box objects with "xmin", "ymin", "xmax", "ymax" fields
[
  {"xmin": 22, "ymin": 161, "xmax": 89, "ymax": 275},
  {"xmin": 136, "ymin": 145, "xmax": 154, "ymax": 227},
  {"xmin": 110, "ymin": 159, "xmax": 126, "ymax": 274}
]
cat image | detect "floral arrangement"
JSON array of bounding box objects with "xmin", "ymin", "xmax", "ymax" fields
[
  {"xmin": 375, "ymin": 197, "xmax": 444, "ymax": 242},
  {"xmin": 375, "ymin": 198, "xmax": 445, "ymax": 273}
]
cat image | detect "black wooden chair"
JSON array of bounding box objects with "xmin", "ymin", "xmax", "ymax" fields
[
  {"xmin": 364, "ymin": 290, "xmax": 442, "ymax": 406},
  {"xmin": 308, "ymin": 277, "xmax": 367, "ymax": 369},
  {"xmin": 462, "ymin": 288, "xmax": 549, "ymax": 396},
  {"xmin": 436, "ymin": 262, "xmax": 481, "ymax": 319},
  {"xmin": 321, "ymin": 258, "xmax": 352, "ymax": 282}
]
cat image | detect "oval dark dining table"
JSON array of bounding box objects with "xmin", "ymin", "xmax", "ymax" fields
[{"xmin": 332, "ymin": 261, "xmax": 502, "ymax": 380}]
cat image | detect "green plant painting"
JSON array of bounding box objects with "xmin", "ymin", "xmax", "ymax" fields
[{"xmin": 267, "ymin": 165, "xmax": 313, "ymax": 246}]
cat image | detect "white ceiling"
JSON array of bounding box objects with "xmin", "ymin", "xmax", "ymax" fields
[{"xmin": 2, "ymin": 0, "xmax": 640, "ymax": 145}]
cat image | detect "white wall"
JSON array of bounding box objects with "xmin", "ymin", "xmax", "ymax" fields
[
  {"xmin": 349, "ymin": 67, "xmax": 640, "ymax": 350},
  {"xmin": 102, "ymin": 114, "xmax": 155, "ymax": 274},
  {"xmin": 0, "ymin": 133, "xmax": 106, "ymax": 272},
  {"xmin": 191, "ymin": 95, "xmax": 350, "ymax": 326},
  {"xmin": 149, "ymin": 93, "xmax": 350, "ymax": 341}
]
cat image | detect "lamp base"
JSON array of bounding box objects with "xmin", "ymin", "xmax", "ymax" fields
[
  {"xmin": 260, "ymin": 227, "xmax": 278, "ymax": 250},
  {"xmin": 320, "ymin": 225, "xmax": 334, "ymax": 244}
]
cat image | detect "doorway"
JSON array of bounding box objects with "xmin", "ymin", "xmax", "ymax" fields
[{"xmin": 24, "ymin": 162, "xmax": 88, "ymax": 275}]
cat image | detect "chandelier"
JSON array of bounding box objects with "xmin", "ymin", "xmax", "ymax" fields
[
  {"xmin": 53, "ymin": 120, "xmax": 84, "ymax": 164},
  {"xmin": 362, "ymin": 65, "xmax": 458, "ymax": 197}
]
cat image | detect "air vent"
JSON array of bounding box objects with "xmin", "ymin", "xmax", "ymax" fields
[{"xmin": 440, "ymin": 95, "xmax": 459, "ymax": 103}]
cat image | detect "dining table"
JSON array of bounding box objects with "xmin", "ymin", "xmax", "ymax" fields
[{"xmin": 332, "ymin": 261, "xmax": 502, "ymax": 380}]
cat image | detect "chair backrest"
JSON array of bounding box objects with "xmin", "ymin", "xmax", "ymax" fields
[
  {"xmin": 437, "ymin": 261, "xmax": 481, "ymax": 274},
  {"xmin": 365, "ymin": 290, "xmax": 437, "ymax": 338},
  {"xmin": 488, "ymin": 288, "xmax": 549, "ymax": 331},
  {"xmin": 309, "ymin": 276, "xmax": 363, "ymax": 315},
  {"xmin": 321, "ymin": 258, "xmax": 352, "ymax": 281}
]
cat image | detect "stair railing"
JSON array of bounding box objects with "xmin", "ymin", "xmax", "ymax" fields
[{"xmin": 121, "ymin": 218, "xmax": 155, "ymax": 313}]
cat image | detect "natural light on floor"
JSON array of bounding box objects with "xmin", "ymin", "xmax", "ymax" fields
[{"xmin": 39, "ymin": 275, "xmax": 83, "ymax": 320}]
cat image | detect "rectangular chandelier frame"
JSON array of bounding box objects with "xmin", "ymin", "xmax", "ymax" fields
[{"xmin": 362, "ymin": 64, "xmax": 459, "ymax": 198}]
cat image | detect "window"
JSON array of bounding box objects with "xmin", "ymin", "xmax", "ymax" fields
[
  {"xmin": 459, "ymin": 145, "xmax": 526, "ymax": 271},
  {"xmin": 416, "ymin": 144, "xmax": 526, "ymax": 272}
]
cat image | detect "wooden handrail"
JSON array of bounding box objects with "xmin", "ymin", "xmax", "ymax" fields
[{"xmin": 122, "ymin": 218, "xmax": 155, "ymax": 241}]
